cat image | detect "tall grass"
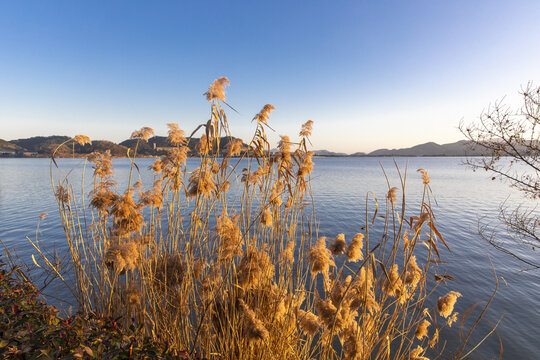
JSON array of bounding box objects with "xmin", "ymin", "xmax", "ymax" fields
[{"xmin": 30, "ymin": 78, "xmax": 491, "ymax": 359}]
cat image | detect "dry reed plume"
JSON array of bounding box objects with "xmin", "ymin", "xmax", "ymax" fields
[{"xmin": 23, "ymin": 77, "xmax": 496, "ymax": 360}]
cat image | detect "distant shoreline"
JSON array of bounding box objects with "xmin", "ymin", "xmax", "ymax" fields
[
  {"xmin": 1, "ymin": 136, "xmax": 493, "ymax": 158},
  {"xmin": 0, "ymin": 154, "xmax": 492, "ymax": 159}
]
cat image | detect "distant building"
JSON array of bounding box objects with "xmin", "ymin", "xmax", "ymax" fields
[{"xmin": 0, "ymin": 149, "xmax": 17, "ymax": 156}]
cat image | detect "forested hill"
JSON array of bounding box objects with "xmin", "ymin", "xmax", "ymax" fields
[
  {"xmin": 0, "ymin": 137, "xmax": 502, "ymax": 157},
  {"xmin": 364, "ymin": 140, "xmax": 491, "ymax": 156},
  {"xmin": 0, "ymin": 135, "xmax": 248, "ymax": 157}
]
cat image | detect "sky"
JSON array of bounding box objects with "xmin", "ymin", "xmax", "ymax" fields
[{"xmin": 1, "ymin": 1, "xmax": 540, "ymax": 153}]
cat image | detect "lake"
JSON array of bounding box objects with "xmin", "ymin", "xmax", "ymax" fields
[{"xmin": 0, "ymin": 157, "xmax": 538, "ymax": 359}]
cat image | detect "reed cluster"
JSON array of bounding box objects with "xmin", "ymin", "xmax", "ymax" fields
[{"xmin": 31, "ymin": 78, "xmax": 483, "ymax": 359}]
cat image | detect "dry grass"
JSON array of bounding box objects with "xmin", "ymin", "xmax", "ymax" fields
[{"xmin": 25, "ymin": 77, "xmax": 494, "ymax": 359}]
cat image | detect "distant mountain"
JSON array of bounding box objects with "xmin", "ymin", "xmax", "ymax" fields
[
  {"xmin": 1, "ymin": 136, "xmax": 496, "ymax": 158},
  {"xmin": 11, "ymin": 136, "xmax": 71, "ymax": 154},
  {"xmin": 120, "ymin": 136, "xmax": 169, "ymax": 155},
  {"xmin": 3, "ymin": 135, "xmax": 248, "ymax": 157},
  {"xmin": 366, "ymin": 140, "xmax": 490, "ymax": 157},
  {"xmin": 310, "ymin": 140, "xmax": 487, "ymax": 157},
  {"xmin": 6, "ymin": 136, "xmax": 130, "ymax": 157},
  {"xmin": 312, "ymin": 149, "xmax": 348, "ymax": 156},
  {"xmin": 0, "ymin": 138, "xmax": 24, "ymax": 151},
  {"xmin": 120, "ymin": 136, "xmax": 248, "ymax": 156},
  {"xmin": 74, "ymin": 140, "xmax": 130, "ymax": 157}
]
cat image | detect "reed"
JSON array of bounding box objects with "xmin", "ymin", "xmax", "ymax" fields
[{"xmin": 28, "ymin": 78, "xmax": 493, "ymax": 359}]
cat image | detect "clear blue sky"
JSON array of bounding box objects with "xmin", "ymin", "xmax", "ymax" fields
[{"xmin": 1, "ymin": 0, "xmax": 539, "ymax": 153}]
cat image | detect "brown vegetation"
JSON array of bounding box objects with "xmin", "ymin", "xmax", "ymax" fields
[{"xmin": 24, "ymin": 78, "xmax": 493, "ymax": 359}]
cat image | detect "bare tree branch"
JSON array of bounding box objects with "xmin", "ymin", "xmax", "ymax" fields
[{"xmin": 460, "ymin": 83, "xmax": 540, "ymax": 268}]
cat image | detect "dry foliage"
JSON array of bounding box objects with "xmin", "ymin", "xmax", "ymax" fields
[{"xmin": 27, "ymin": 78, "xmax": 493, "ymax": 359}]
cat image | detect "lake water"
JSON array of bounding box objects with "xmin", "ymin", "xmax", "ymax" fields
[{"xmin": 0, "ymin": 157, "xmax": 538, "ymax": 359}]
